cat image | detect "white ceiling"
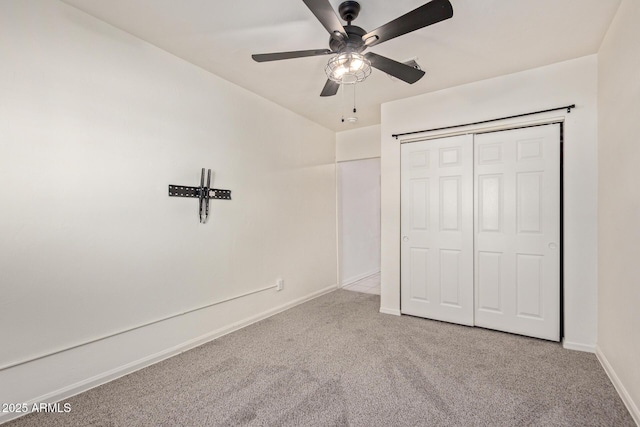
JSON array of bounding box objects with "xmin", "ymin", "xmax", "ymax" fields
[{"xmin": 62, "ymin": 0, "xmax": 621, "ymax": 131}]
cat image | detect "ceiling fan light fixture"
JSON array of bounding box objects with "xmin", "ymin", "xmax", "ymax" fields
[{"xmin": 325, "ymin": 52, "xmax": 371, "ymax": 84}]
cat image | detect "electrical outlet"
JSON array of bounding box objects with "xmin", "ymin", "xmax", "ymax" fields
[{"xmin": 276, "ymin": 279, "xmax": 284, "ymax": 291}]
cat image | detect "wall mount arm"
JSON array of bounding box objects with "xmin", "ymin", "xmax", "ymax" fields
[{"xmin": 168, "ymin": 168, "xmax": 232, "ymax": 223}]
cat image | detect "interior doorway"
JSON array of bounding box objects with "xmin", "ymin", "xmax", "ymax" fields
[{"xmin": 338, "ymin": 158, "xmax": 381, "ymax": 295}]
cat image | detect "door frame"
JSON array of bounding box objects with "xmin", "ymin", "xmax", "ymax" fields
[
  {"xmin": 337, "ymin": 157, "xmax": 382, "ymax": 289},
  {"xmin": 399, "ymin": 118, "xmax": 565, "ymax": 340}
]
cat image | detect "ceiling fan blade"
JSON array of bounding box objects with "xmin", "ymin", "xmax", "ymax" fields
[
  {"xmin": 302, "ymin": 0, "xmax": 348, "ymax": 40},
  {"xmin": 252, "ymin": 49, "xmax": 333, "ymax": 62},
  {"xmin": 320, "ymin": 79, "xmax": 339, "ymax": 97},
  {"xmin": 365, "ymin": 52, "xmax": 425, "ymax": 84},
  {"xmin": 362, "ymin": 0, "xmax": 453, "ymax": 48}
]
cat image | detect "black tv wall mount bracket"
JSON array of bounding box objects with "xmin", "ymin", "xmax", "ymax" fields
[{"xmin": 168, "ymin": 168, "xmax": 232, "ymax": 223}]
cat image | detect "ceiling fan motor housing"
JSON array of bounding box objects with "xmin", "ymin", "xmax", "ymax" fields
[
  {"xmin": 329, "ymin": 1, "xmax": 366, "ymax": 54},
  {"xmin": 329, "ymin": 25, "xmax": 366, "ymax": 53}
]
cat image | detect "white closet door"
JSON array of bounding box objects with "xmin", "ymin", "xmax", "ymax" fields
[
  {"xmin": 474, "ymin": 124, "xmax": 560, "ymax": 341},
  {"xmin": 400, "ymin": 135, "xmax": 474, "ymax": 325}
]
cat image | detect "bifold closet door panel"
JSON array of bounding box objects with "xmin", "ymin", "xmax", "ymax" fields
[
  {"xmin": 400, "ymin": 135, "xmax": 474, "ymax": 325},
  {"xmin": 474, "ymin": 124, "xmax": 561, "ymax": 341}
]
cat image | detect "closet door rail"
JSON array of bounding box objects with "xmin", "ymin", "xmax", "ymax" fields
[{"xmin": 392, "ymin": 104, "xmax": 575, "ymax": 139}]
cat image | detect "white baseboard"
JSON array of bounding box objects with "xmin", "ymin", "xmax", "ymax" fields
[
  {"xmin": 379, "ymin": 307, "xmax": 401, "ymax": 316},
  {"xmin": 562, "ymin": 340, "xmax": 596, "ymax": 353},
  {"xmin": 341, "ymin": 269, "xmax": 380, "ymax": 287},
  {"xmin": 596, "ymin": 346, "xmax": 640, "ymax": 426},
  {"xmin": 0, "ymin": 284, "xmax": 337, "ymax": 425}
]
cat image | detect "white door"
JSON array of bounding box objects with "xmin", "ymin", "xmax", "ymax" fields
[
  {"xmin": 400, "ymin": 135, "xmax": 474, "ymax": 325},
  {"xmin": 474, "ymin": 124, "xmax": 560, "ymax": 341}
]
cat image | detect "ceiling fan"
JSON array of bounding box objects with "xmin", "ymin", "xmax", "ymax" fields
[{"xmin": 251, "ymin": 0, "xmax": 453, "ymax": 97}]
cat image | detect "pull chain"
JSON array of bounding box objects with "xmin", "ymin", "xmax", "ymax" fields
[
  {"xmin": 341, "ymin": 81, "xmax": 345, "ymax": 123},
  {"xmin": 340, "ymin": 83, "xmax": 358, "ymax": 124},
  {"xmin": 353, "ymin": 83, "xmax": 357, "ymax": 114},
  {"xmin": 340, "ymin": 83, "xmax": 358, "ymax": 123}
]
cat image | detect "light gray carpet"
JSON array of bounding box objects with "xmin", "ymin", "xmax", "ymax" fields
[{"xmin": 7, "ymin": 290, "xmax": 634, "ymax": 426}]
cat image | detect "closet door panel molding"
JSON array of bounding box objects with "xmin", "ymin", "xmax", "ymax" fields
[
  {"xmin": 474, "ymin": 124, "xmax": 560, "ymax": 341},
  {"xmin": 400, "ymin": 135, "xmax": 474, "ymax": 326},
  {"xmin": 400, "ymin": 124, "xmax": 561, "ymax": 342}
]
